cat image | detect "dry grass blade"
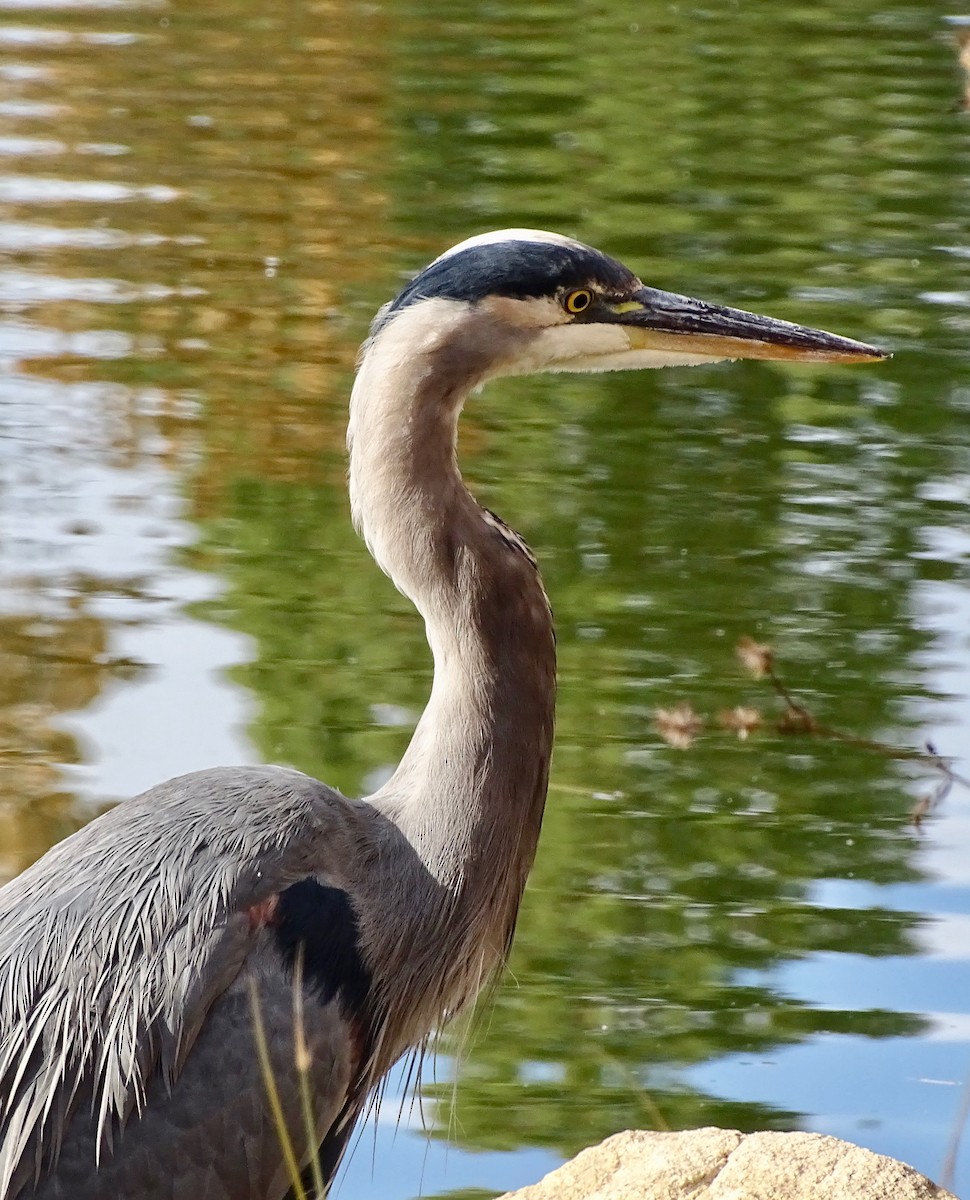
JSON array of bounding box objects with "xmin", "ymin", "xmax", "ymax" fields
[
  {"xmin": 292, "ymin": 951, "xmax": 326, "ymax": 1198},
  {"xmin": 249, "ymin": 979, "xmax": 307, "ymax": 1200},
  {"xmin": 940, "ymin": 1055, "xmax": 970, "ymax": 1191},
  {"xmin": 592, "ymin": 1045, "xmax": 670, "ymax": 1132}
]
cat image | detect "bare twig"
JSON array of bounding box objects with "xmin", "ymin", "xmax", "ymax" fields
[
  {"xmin": 911, "ymin": 743, "xmax": 958, "ymax": 830},
  {"xmin": 733, "ymin": 637, "xmax": 970, "ymax": 805}
]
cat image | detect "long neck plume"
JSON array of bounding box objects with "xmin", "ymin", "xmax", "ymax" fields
[{"xmin": 348, "ymin": 300, "xmax": 556, "ymax": 1011}]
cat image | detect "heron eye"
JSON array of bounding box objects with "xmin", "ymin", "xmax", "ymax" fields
[{"xmin": 562, "ymin": 288, "xmax": 593, "ymax": 315}]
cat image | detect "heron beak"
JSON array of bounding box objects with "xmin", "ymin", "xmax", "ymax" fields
[{"xmin": 609, "ymin": 286, "xmax": 889, "ymax": 364}]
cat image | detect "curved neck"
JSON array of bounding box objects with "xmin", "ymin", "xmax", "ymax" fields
[{"xmin": 348, "ymin": 302, "xmax": 556, "ymax": 920}]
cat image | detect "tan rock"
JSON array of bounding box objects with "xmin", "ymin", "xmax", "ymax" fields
[{"xmin": 499, "ymin": 1128, "xmax": 959, "ymax": 1200}]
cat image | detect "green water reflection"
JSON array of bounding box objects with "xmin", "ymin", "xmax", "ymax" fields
[{"xmin": 2, "ymin": 0, "xmax": 970, "ymax": 1195}]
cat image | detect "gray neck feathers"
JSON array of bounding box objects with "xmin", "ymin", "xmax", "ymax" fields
[{"xmin": 347, "ymin": 301, "xmax": 556, "ymax": 1049}]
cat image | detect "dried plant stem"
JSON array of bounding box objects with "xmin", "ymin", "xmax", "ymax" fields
[
  {"xmin": 292, "ymin": 951, "xmax": 326, "ymax": 1198},
  {"xmin": 761, "ymin": 654, "xmax": 970, "ymax": 795},
  {"xmin": 940, "ymin": 1055, "xmax": 970, "ymax": 1192},
  {"xmin": 249, "ymin": 979, "xmax": 308, "ymax": 1200},
  {"xmin": 729, "ymin": 636, "xmax": 968, "ymax": 816},
  {"xmin": 763, "ymin": 659, "xmax": 813, "ymax": 725},
  {"xmin": 593, "ymin": 1045, "xmax": 670, "ymax": 1132}
]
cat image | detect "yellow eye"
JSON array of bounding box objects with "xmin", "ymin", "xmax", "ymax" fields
[{"xmin": 563, "ymin": 288, "xmax": 593, "ymax": 315}]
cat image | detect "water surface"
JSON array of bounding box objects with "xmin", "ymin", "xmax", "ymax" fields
[{"xmin": 1, "ymin": 1, "xmax": 969, "ymax": 1196}]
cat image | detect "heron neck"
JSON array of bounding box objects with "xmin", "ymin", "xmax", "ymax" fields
[{"xmin": 348, "ymin": 305, "xmax": 556, "ymax": 927}]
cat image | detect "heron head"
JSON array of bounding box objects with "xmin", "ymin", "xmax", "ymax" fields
[{"xmin": 372, "ymin": 229, "xmax": 888, "ymax": 378}]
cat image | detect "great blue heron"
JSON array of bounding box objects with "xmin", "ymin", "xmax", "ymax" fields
[{"xmin": 0, "ymin": 230, "xmax": 886, "ymax": 1199}]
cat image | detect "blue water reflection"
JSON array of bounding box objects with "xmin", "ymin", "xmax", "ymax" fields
[{"xmin": 1, "ymin": 0, "xmax": 970, "ymax": 1196}]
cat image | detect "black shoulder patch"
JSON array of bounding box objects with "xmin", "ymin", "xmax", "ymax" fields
[
  {"xmin": 380, "ymin": 238, "xmax": 638, "ymax": 321},
  {"xmin": 273, "ymin": 879, "xmax": 372, "ymax": 1016}
]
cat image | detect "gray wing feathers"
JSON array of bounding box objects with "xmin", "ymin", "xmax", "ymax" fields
[{"xmin": 0, "ymin": 766, "xmax": 354, "ymax": 1198}]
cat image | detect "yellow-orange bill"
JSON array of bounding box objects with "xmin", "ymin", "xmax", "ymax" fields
[{"xmin": 614, "ymin": 287, "xmax": 890, "ymax": 364}]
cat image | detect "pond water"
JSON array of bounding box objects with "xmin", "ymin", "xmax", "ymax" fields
[{"xmin": 2, "ymin": 1, "xmax": 970, "ymax": 1196}]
